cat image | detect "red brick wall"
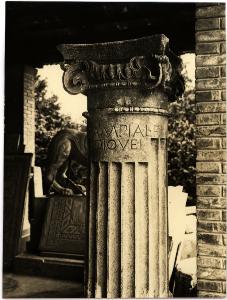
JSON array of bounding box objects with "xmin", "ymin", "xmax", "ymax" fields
[
  {"xmin": 23, "ymin": 65, "xmax": 36, "ymax": 163},
  {"xmin": 196, "ymin": 3, "xmax": 226, "ymax": 297}
]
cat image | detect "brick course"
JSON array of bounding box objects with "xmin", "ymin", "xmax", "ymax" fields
[
  {"xmin": 196, "ymin": 3, "xmax": 226, "ymax": 297},
  {"xmin": 23, "ymin": 66, "xmax": 36, "ymax": 164}
]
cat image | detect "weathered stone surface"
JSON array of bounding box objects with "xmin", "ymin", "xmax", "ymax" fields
[
  {"xmin": 197, "ymin": 280, "xmax": 225, "ymax": 293},
  {"xmin": 197, "ymin": 197, "xmax": 226, "ymax": 209},
  {"xmin": 198, "ymin": 221, "xmax": 226, "ymax": 233},
  {"xmin": 196, "ymin": 90, "xmax": 221, "ymax": 102},
  {"xmin": 196, "ymin": 42, "xmax": 220, "ymax": 55},
  {"xmin": 220, "ymin": 42, "xmax": 226, "ymax": 54},
  {"xmin": 196, "ymin": 54, "xmax": 226, "ymax": 66},
  {"xmin": 222, "ymin": 137, "xmax": 226, "ymax": 148},
  {"xmin": 196, "ymin": 113, "xmax": 220, "ymax": 125},
  {"xmin": 198, "ymin": 243, "xmax": 226, "ymax": 257},
  {"xmin": 197, "ymin": 209, "xmax": 222, "ymax": 221},
  {"xmin": 58, "ymin": 35, "xmax": 180, "ymax": 298},
  {"xmin": 197, "ymin": 125, "xmax": 225, "ymax": 139},
  {"xmin": 222, "ymin": 163, "xmax": 227, "ymax": 173},
  {"xmin": 196, "ymin": 30, "xmax": 226, "ymax": 42},
  {"xmin": 39, "ymin": 195, "xmax": 86, "ymax": 255},
  {"xmin": 197, "ymin": 161, "xmax": 221, "ymax": 173},
  {"xmin": 197, "ymin": 150, "xmax": 226, "ymax": 162},
  {"xmin": 198, "ymin": 266, "xmax": 226, "ymax": 280},
  {"xmin": 196, "ymin": 18, "xmax": 220, "ymax": 31},
  {"xmin": 221, "ymin": 66, "xmax": 226, "ymax": 77},
  {"xmin": 198, "ymin": 233, "xmax": 223, "ymax": 246},
  {"xmin": 196, "ymin": 174, "xmax": 227, "ymax": 185},
  {"xmin": 198, "ymin": 256, "xmax": 226, "ymax": 269},
  {"xmin": 197, "ymin": 185, "xmax": 222, "ymax": 197},
  {"xmin": 196, "ymin": 5, "xmax": 225, "ymax": 18},
  {"xmin": 196, "ymin": 102, "xmax": 226, "ymax": 113},
  {"xmin": 198, "ymin": 290, "xmax": 226, "ymax": 298},
  {"xmin": 196, "ymin": 66, "xmax": 220, "ymax": 79},
  {"xmin": 221, "ymin": 17, "xmax": 225, "ymax": 30},
  {"xmin": 196, "ymin": 78, "xmax": 226, "ymax": 90}
]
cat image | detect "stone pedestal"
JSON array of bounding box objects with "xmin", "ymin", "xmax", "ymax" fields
[{"xmin": 58, "ymin": 35, "xmax": 184, "ymax": 298}]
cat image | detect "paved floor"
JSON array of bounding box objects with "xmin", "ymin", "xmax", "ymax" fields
[{"xmin": 3, "ymin": 273, "xmax": 84, "ymax": 298}]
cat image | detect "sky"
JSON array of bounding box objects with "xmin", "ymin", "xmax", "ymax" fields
[{"xmin": 37, "ymin": 53, "xmax": 195, "ymax": 124}]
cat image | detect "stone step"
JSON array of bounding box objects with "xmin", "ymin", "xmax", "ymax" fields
[{"xmin": 14, "ymin": 253, "xmax": 84, "ymax": 282}]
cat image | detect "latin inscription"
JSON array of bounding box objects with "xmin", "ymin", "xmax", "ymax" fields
[{"xmin": 93, "ymin": 123, "xmax": 161, "ymax": 151}]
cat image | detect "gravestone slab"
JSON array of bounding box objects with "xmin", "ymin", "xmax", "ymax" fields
[{"xmin": 39, "ymin": 195, "xmax": 85, "ymax": 257}]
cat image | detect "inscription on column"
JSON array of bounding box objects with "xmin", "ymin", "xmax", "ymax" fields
[{"xmin": 94, "ymin": 124, "xmax": 161, "ymax": 151}]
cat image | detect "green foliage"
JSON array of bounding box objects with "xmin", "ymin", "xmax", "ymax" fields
[
  {"xmin": 35, "ymin": 76, "xmax": 77, "ymax": 168},
  {"xmin": 168, "ymin": 89, "xmax": 196, "ymax": 201}
]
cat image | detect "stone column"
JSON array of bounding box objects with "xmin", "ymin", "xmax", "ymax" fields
[{"xmin": 58, "ymin": 35, "xmax": 184, "ymax": 298}]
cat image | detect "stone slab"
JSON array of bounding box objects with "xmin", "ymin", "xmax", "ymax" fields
[{"xmin": 39, "ymin": 195, "xmax": 85, "ymax": 256}]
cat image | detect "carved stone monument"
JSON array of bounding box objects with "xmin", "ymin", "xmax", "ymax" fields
[
  {"xmin": 58, "ymin": 35, "xmax": 184, "ymax": 298},
  {"xmin": 39, "ymin": 195, "xmax": 85, "ymax": 257}
]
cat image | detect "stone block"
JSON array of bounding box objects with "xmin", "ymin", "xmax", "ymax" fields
[
  {"xmin": 196, "ymin": 42, "xmax": 220, "ymax": 54},
  {"xmin": 196, "ymin": 30, "xmax": 226, "ymax": 42},
  {"xmin": 196, "ymin": 90, "xmax": 221, "ymax": 102},
  {"xmin": 198, "ymin": 256, "xmax": 226, "ymax": 269},
  {"xmin": 197, "ymin": 137, "xmax": 221, "ymax": 148},
  {"xmin": 196, "ymin": 113, "xmax": 220, "ymax": 125},
  {"xmin": 196, "ymin": 54, "xmax": 226, "ymax": 66},
  {"xmin": 196, "ymin": 78, "xmax": 226, "ymax": 90},
  {"xmin": 222, "ymin": 163, "xmax": 227, "ymax": 173},
  {"xmin": 221, "ymin": 17, "xmax": 226, "ymax": 29},
  {"xmin": 223, "ymin": 185, "xmax": 226, "ymax": 197},
  {"xmin": 197, "ymin": 150, "xmax": 226, "ymax": 161},
  {"xmin": 197, "ymin": 185, "xmax": 222, "ymax": 197},
  {"xmin": 222, "ymin": 137, "xmax": 226, "ymax": 148},
  {"xmin": 196, "ymin": 66, "xmax": 220, "ymax": 79},
  {"xmin": 222, "ymin": 210, "xmax": 226, "ymax": 221},
  {"xmin": 198, "ymin": 221, "xmax": 226, "ymax": 233},
  {"xmin": 198, "ymin": 290, "xmax": 226, "ymax": 298},
  {"xmin": 196, "ymin": 174, "xmax": 227, "ymax": 185},
  {"xmin": 196, "ymin": 5, "xmax": 225, "ymax": 18},
  {"xmin": 196, "ymin": 18, "xmax": 220, "ymax": 31},
  {"xmin": 198, "ymin": 243, "xmax": 226, "ymax": 257},
  {"xmin": 197, "ymin": 197, "xmax": 226, "ymax": 209},
  {"xmin": 220, "ymin": 42, "xmax": 226, "ymax": 54},
  {"xmin": 197, "ymin": 162, "xmax": 221, "ymax": 173},
  {"xmin": 221, "ymin": 66, "xmax": 226, "ymax": 77},
  {"xmin": 220, "ymin": 113, "xmax": 226, "ymax": 124},
  {"xmin": 196, "ymin": 102, "xmax": 226, "ymax": 113},
  {"xmin": 197, "ymin": 280, "xmax": 225, "ymax": 293},
  {"xmin": 198, "ymin": 233, "xmax": 223, "ymax": 246},
  {"xmin": 198, "ymin": 266, "xmax": 226, "ymax": 280},
  {"xmin": 197, "ymin": 124, "xmax": 226, "ymax": 138},
  {"xmin": 197, "ymin": 209, "xmax": 222, "ymax": 221},
  {"xmin": 221, "ymin": 90, "xmax": 226, "ymax": 100}
]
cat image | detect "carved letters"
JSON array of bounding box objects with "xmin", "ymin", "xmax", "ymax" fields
[{"xmin": 92, "ymin": 123, "xmax": 162, "ymax": 151}]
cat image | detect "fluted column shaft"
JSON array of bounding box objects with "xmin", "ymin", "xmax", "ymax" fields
[{"xmin": 58, "ymin": 35, "xmax": 184, "ymax": 298}]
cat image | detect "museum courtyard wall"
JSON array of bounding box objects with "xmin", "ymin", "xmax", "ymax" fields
[{"xmin": 195, "ymin": 3, "xmax": 226, "ymax": 297}]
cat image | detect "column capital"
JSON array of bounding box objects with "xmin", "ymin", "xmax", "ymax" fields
[{"xmin": 58, "ymin": 34, "xmax": 184, "ymax": 101}]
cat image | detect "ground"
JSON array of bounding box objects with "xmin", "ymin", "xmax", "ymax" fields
[{"xmin": 3, "ymin": 273, "xmax": 84, "ymax": 298}]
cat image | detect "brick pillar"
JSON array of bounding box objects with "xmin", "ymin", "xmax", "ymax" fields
[
  {"xmin": 58, "ymin": 35, "xmax": 184, "ymax": 298},
  {"xmin": 22, "ymin": 65, "xmax": 37, "ymax": 245},
  {"xmin": 23, "ymin": 65, "xmax": 36, "ymax": 161},
  {"xmin": 196, "ymin": 3, "xmax": 226, "ymax": 297}
]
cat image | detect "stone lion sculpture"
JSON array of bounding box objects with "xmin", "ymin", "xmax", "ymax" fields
[{"xmin": 44, "ymin": 129, "xmax": 87, "ymax": 196}]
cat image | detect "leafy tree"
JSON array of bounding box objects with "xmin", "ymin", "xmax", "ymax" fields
[
  {"xmin": 35, "ymin": 76, "xmax": 77, "ymax": 168},
  {"xmin": 167, "ymin": 64, "xmax": 196, "ymax": 203}
]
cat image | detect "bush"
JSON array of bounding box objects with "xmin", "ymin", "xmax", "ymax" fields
[{"xmin": 168, "ymin": 90, "xmax": 196, "ymax": 202}]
